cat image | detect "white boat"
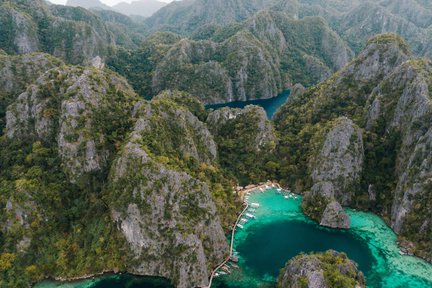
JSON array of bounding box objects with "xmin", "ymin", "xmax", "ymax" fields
[
  {"xmin": 246, "ymin": 213, "xmax": 256, "ymax": 218},
  {"xmin": 240, "ymin": 218, "xmax": 248, "ymax": 223},
  {"xmin": 249, "ymin": 208, "xmax": 256, "ymax": 212},
  {"xmin": 237, "ymin": 224, "xmax": 244, "ymax": 229},
  {"xmin": 277, "ymin": 188, "xmax": 282, "ymax": 191},
  {"xmin": 284, "ymin": 195, "xmax": 289, "ymax": 199},
  {"xmin": 251, "ymin": 203, "xmax": 260, "ymax": 208}
]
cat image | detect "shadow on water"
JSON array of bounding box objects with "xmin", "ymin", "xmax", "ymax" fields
[
  {"xmin": 205, "ymin": 91, "xmax": 290, "ymax": 119},
  {"xmin": 236, "ymin": 220, "xmax": 374, "ymax": 278},
  {"xmin": 88, "ymin": 275, "xmax": 174, "ymax": 288}
]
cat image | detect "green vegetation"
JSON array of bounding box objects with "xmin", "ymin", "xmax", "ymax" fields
[
  {"xmin": 106, "ymin": 32, "xmax": 181, "ymax": 99},
  {"xmin": 277, "ymin": 250, "xmax": 365, "ymax": 288},
  {"xmin": 301, "ymin": 194, "xmax": 331, "ymax": 222},
  {"xmin": 208, "ymin": 106, "xmax": 278, "ymax": 185}
]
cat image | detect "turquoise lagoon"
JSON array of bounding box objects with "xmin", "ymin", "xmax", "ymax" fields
[
  {"xmin": 213, "ymin": 188, "xmax": 432, "ymax": 288},
  {"xmin": 206, "ymin": 91, "xmax": 290, "ymax": 119},
  {"xmin": 37, "ymin": 188, "xmax": 432, "ymax": 288}
]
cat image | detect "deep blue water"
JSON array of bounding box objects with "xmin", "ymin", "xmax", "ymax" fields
[
  {"xmin": 236, "ymin": 220, "xmax": 374, "ymax": 278},
  {"xmin": 206, "ymin": 91, "xmax": 290, "ymax": 119}
]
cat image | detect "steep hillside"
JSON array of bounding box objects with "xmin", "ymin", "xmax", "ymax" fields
[
  {"xmin": 0, "ymin": 52, "xmax": 63, "ymax": 134},
  {"xmin": 109, "ymin": 11, "xmax": 352, "ymax": 103},
  {"xmin": 277, "ymin": 250, "xmax": 365, "ymax": 288},
  {"xmin": 0, "ymin": 0, "xmax": 144, "ymax": 64},
  {"xmin": 0, "ymin": 61, "xmax": 238, "ymax": 286},
  {"xmin": 207, "ymin": 105, "xmax": 277, "ymax": 185},
  {"xmin": 274, "ymin": 33, "xmax": 431, "ymax": 261}
]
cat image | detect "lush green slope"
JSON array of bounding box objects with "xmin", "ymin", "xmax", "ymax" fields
[
  {"xmin": 0, "ymin": 0, "xmax": 145, "ymax": 64},
  {"xmin": 273, "ymin": 33, "xmax": 432, "ymax": 261},
  {"xmin": 0, "ymin": 58, "xmax": 239, "ymax": 287},
  {"xmin": 108, "ymin": 11, "xmax": 352, "ymax": 103},
  {"xmin": 277, "ymin": 250, "xmax": 365, "ymax": 288}
]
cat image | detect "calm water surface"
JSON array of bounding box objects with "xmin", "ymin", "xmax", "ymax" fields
[
  {"xmin": 206, "ymin": 91, "xmax": 290, "ymax": 119},
  {"xmin": 37, "ymin": 189, "xmax": 432, "ymax": 288}
]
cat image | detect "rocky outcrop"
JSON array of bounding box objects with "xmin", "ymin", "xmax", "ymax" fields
[
  {"xmin": 107, "ymin": 98, "xmax": 228, "ymax": 288},
  {"xmin": 310, "ymin": 117, "xmax": 364, "ymax": 205},
  {"xmin": 364, "ymin": 59, "xmax": 432, "ymax": 261},
  {"xmin": 207, "ymin": 105, "xmax": 277, "ymax": 184},
  {"xmin": 277, "ymin": 250, "xmax": 365, "ymax": 288},
  {"xmin": 148, "ymin": 12, "xmax": 352, "ymax": 104},
  {"xmin": 0, "ymin": 53, "xmax": 63, "ymax": 96},
  {"xmin": 6, "ymin": 66, "xmax": 138, "ymax": 183},
  {"xmin": 320, "ymin": 201, "xmax": 350, "ymax": 229},
  {"xmin": 0, "ymin": 0, "xmax": 142, "ymax": 64},
  {"xmin": 275, "ymin": 34, "xmax": 431, "ymax": 260}
]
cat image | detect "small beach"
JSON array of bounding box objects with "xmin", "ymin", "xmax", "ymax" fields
[{"xmin": 213, "ymin": 187, "xmax": 432, "ymax": 288}]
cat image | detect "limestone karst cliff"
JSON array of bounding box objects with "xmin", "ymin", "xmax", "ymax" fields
[{"xmin": 274, "ymin": 33, "xmax": 431, "ymax": 260}]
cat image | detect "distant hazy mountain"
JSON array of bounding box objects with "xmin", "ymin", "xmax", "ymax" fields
[
  {"xmin": 113, "ymin": 0, "xmax": 167, "ymax": 17},
  {"xmin": 66, "ymin": 0, "xmax": 112, "ymax": 10}
]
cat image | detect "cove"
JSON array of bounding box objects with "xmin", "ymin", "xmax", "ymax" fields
[
  {"xmin": 35, "ymin": 274, "xmax": 173, "ymax": 288},
  {"xmin": 213, "ymin": 188, "xmax": 432, "ymax": 288},
  {"xmin": 37, "ymin": 188, "xmax": 432, "ymax": 288},
  {"xmin": 205, "ymin": 90, "xmax": 290, "ymax": 119}
]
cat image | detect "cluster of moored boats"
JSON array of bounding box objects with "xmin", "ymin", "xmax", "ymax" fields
[
  {"xmin": 215, "ymin": 185, "xmax": 300, "ymax": 279},
  {"xmin": 278, "ymin": 189, "xmax": 299, "ymax": 200},
  {"xmin": 214, "ymin": 253, "xmax": 240, "ymax": 277}
]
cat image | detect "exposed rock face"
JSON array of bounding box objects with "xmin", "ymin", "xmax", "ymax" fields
[
  {"xmin": 207, "ymin": 105, "xmax": 276, "ymax": 152},
  {"xmin": 311, "ymin": 117, "xmax": 364, "ymax": 205},
  {"xmin": 149, "ymin": 11, "xmax": 352, "ymax": 104},
  {"xmin": 320, "ymin": 201, "xmax": 350, "ymax": 229},
  {"xmin": 277, "ymin": 250, "xmax": 365, "ymax": 288},
  {"xmin": 0, "ymin": 53, "xmax": 63, "ymax": 96},
  {"xmin": 0, "ymin": 0, "xmax": 140, "ymax": 64},
  {"xmin": 107, "ymin": 98, "xmax": 228, "ymax": 288},
  {"xmin": 6, "ymin": 66, "xmax": 138, "ymax": 183},
  {"xmin": 275, "ymin": 34, "xmax": 431, "ymax": 260},
  {"xmin": 2, "ymin": 74, "xmax": 236, "ymax": 286},
  {"xmin": 0, "ymin": 52, "xmax": 63, "ymax": 133},
  {"xmin": 364, "ymin": 59, "xmax": 432, "ymax": 260},
  {"xmin": 207, "ymin": 105, "xmax": 277, "ymax": 184}
]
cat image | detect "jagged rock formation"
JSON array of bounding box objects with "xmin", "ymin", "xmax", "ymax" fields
[
  {"xmin": 207, "ymin": 105, "xmax": 277, "ymax": 184},
  {"xmin": 0, "ymin": 64, "xmax": 237, "ymax": 286},
  {"xmin": 320, "ymin": 201, "xmax": 350, "ymax": 229},
  {"xmin": 6, "ymin": 66, "xmax": 138, "ymax": 183},
  {"xmin": 0, "ymin": 52, "xmax": 63, "ymax": 132},
  {"xmin": 310, "ymin": 117, "xmax": 364, "ymax": 206},
  {"xmin": 112, "ymin": 11, "xmax": 352, "ymax": 103},
  {"xmin": 107, "ymin": 97, "xmax": 228, "ymax": 287},
  {"xmin": 277, "ymin": 250, "xmax": 365, "ymax": 288},
  {"xmin": 275, "ymin": 33, "xmax": 431, "ymax": 260},
  {"xmin": 147, "ymin": 0, "xmax": 432, "ymax": 59},
  {"xmin": 0, "ymin": 0, "xmax": 143, "ymax": 64}
]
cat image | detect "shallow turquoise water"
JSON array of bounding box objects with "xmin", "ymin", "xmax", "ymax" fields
[
  {"xmin": 37, "ymin": 188, "xmax": 432, "ymax": 288},
  {"xmin": 213, "ymin": 188, "xmax": 432, "ymax": 288},
  {"xmin": 206, "ymin": 91, "xmax": 290, "ymax": 119}
]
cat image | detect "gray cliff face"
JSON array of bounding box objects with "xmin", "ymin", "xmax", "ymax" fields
[
  {"xmin": 6, "ymin": 66, "xmax": 137, "ymax": 183},
  {"xmin": 364, "ymin": 59, "xmax": 432, "ymax": 254},
  {"xmin": 333, "ymin": 34, "xmax": 410, "ymax": 89},
  {"xmin": 108, "ymin": 100, "xmax": 228, "ymax": 288},
  {"xmin": 152, "ymin": 31, "xmax": 281, "ymax": 104},
  {"xmin": 311, "ymin": 117, "xmax": 364, "ymax": 206},
  {"xmin": 0, "ymin": 53, "xmax": 63, "ymax": 96},
  {"xmin": 277, "ymin": 250, "xmax": 365, "ymax": 288},
  {"xmin": 320, "ymin": 201, "xmax": 350, "ymax": 229},
  {"xmin": 207, "ymin": 105, "xmax": 276, "ymax": 152}
]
